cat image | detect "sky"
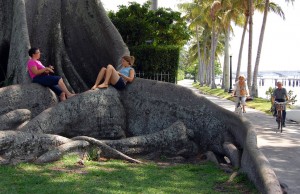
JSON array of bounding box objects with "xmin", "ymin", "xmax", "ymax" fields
[{"xmin": 100, "ymin": 0, "xmax": 300, "ymax": 72}]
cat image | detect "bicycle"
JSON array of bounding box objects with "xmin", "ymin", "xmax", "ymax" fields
[
  {"xmin": 274, "ymin": 101, "xmax": 289, "ymax": 133},
  {"xmin": 234, "ymin": 96, "xmax": 243, "ymax": 116}
]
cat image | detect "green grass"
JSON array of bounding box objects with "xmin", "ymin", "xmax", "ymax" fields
[
  {"xmin": 193, "ymin": 83, "xmax": 273, "ymax": 115},
  {"xmin": 0, "ymin": 154, "xmax": 258, "ymax": 194}
]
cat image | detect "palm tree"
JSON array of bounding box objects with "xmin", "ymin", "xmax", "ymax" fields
[
  {"xmin": 247, "ymin": 0, "xmax": 254, "ymax": 90},
  {"xmin": 209, "ymin": 0, "xmax": 222, "ymax": 89},
  {"xmin": 179, "ymin": 1, "xmax": 200, "ymax": 83},
  {"xmin": 235, "ymin": 0, "xmax": 249, "ymax": 82},
  {"xmin": 179, "ymin": 0, "xmax": 211, "ymax": 86},
  {"xmin": 150, "ymin": 0, "xmax": 158, "ymax": 10},
  {"xmin": 251, "ymin": 1, "xmax": 286, "ymax": 97},
  {"xmin": 220, "ymin": 0, "xmax": 245, "ymax": 91},
  {"xmin": 179, "ymin": 0, "xmax": 230, "ymax": 88}
]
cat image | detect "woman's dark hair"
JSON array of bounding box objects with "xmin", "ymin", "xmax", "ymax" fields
[{"xmin": 28, "ymin": 47, "xmax": 39, "ymax": 57}]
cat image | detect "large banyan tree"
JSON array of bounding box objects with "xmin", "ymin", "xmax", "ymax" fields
[
  {"xmin": 0, "ymin": 0, "xmax": 128, "ymax": 90},
  {"xmin": 0, "ymin": 0, "xmax": 282, "ymax": 193}
]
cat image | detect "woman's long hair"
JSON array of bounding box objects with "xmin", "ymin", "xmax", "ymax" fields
[{"xmin": 123, "ymin": 56, "xmax": 135, "ymax": 66}]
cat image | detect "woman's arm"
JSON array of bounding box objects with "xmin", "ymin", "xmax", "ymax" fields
[
  {"xmin": 30, "ymin": 65, "xmax": 54, "ymax": 76},
  {"xmin": 119, "ymin": 69, "xmax": 135, "ymax": 83},
  {"xmin": 245, "ymin": 82, "xmax": 249, "ymax": 96}
]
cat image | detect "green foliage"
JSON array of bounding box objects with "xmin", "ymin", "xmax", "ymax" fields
[
  {"xmin": 214, "ymin": 60, "xmax": 222, "ymax": 76},
  {"xmin": 177, "ymin": 69, "xmax": 185, "ymax": 81},
  {"xmin": 265, "ymin": 87, "xmax": 297, "ymax": 105},
  {"xmin": 130, "ymin": 45, "xmax": 180, "ymax": 83},
  {"xmin": 108, "ymin": 2, "xmax": 190, "ymax": 47},
  {"xmin": 108, "ymin": 2, "xmax": 189, "ymax": 83},
  {"xmin": 87, "ymin": 146, "xmax": 101, "ymax": 161},
  {"xmin": 194, "ymin": 83, "xmax": 276, "ymax": 115},
  {"xmin": 0, "ymin": 155, "xmax": 257, "ymax": 193},
  {"xmin": 185, "ymin": 63, "xmax": 197, "ymax": 76},
  {"xmin": 265, "ymin": 87, "xmax": 274, "ymax": 101},
  {"xmin": 288, "ymin": 90, "xmax": 298, "ymax": 105}
]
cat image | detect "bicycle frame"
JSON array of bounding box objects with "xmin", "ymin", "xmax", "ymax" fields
[
  {"xmin": 274, "ymin": 101, "xmax": 288, "ymax": 133},
  {"xmin": 234, "ymin": 97, "xmax": 243, "ymax": 116}
]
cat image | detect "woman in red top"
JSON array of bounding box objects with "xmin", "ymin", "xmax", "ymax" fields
[{"xmin": 27, "ymin": 48, "xmax": 75, "ymax": 101}]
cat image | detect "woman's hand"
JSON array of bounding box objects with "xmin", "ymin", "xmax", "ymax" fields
[
  {"xmin": 31, "ymin": 66, "xmax": 53, "ymax": 76},
  {"xmin": 45, "ymin": 67, "xmax": 54, "ymax": 74}
]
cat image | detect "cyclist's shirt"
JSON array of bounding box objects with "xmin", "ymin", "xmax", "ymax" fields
[
  {"xmin": 273, "ymin": 88, "xmax": 288, "ymax": 101},
  {"xmin": 234, "ymin": 81, "xmax": 248, "ymax": 97}
]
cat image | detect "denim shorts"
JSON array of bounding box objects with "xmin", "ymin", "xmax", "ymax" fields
[
  {"xmin": 236, "ymin": 96, "xmax": 246, "ymax": 107},
  {"xmin": 33, "ymin": 75, "xmax": 62, "ymax": 96},
  {"xmin": 112, "ymin": 77, "xmax": 126, "ymax": 90}
]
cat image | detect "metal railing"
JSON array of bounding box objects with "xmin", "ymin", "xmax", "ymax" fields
[{"xmin": 135, "ymin": 71, "xmax": 171, "ymax": 83}]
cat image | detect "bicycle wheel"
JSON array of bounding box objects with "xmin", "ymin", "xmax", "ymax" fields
[
  {"xmin": 277, "ymin": 112, "xmax": 282, "ymax": 133},
  {"xmin": 280, "ymin": 113, "xmax": 283, "ymax": 133},
  {"xmin": 276, "ymin": 112, "xmax": 279, "ymax": 132}
]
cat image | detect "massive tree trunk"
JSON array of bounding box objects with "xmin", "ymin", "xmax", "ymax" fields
[
  {"xmin": 0, "ymin": 0, "xmax": 129, "ymax": 92},
  {"xmin": 0, "ymin": 79, "xmax": 282, "ymax": 193}
]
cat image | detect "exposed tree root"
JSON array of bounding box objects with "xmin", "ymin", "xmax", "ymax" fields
[
  {"xmin": 35, "ymin": 140, "xmax": 90, "ymax": 164},
  {"xmin": 72, "ymin": 136, "xmax": 143, "ymax": 164}
]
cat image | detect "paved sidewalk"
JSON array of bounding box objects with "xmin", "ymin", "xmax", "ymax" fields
[{"xmin": 178, "ymin": 79, "xmax": 300, "ymax": 194}]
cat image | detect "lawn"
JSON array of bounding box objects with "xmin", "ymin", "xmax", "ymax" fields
[
  {"xmin": 193, "ymin": 84, "xmax": 273, "ymax": 115},
  {"xmin": 0, "ymin": 154, "xmax": 258, "ymax": 194}
]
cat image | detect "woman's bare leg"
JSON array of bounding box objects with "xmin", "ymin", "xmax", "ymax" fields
[
  {"xmin": 91, "ymin": 67, "xmax": 106, "ymax": 90},
  {"xmin": 59, "ymin": 92, "xmax": 66, "ymax": 101},
  {"xmin": 98, "ymin": 64, "xmax": 120, "ymax": 88},
  {"xmin": 243, "ymin": 105, "xmax": 246, "ymax": 113},
  {"xmin": 58, "ymin": 78, "xmax": 75, "ymax": 98}
]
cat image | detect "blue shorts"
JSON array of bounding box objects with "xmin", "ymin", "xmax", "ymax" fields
[
  {"xmin": 112, "ymin": 77, "xmax": 126, "ymax": 90},
  {"xmin": 33, "ymin": 75, "xmax": 62, "ymax": 96}
]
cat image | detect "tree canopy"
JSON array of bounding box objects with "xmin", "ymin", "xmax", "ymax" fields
[{"xmin": 108, "ymin": 2, "xmax": 190, "ymax": 47}]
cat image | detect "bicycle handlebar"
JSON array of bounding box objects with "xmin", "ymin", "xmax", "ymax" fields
[{"xmin": 274, "ymin": 101, "xmax": 290, "ymax": 105}]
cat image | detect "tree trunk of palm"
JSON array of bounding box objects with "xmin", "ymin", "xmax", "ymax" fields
[
  {"xmin": 201, "ymin": 52, "xmax": 206, "ymax": 86},
  {"xmin": 197, "ymin": 58, "xmax": 204, "ymax": 86},
  {"xmin": 196, "ymin": 26, "xmax": 203, "ymax": 85},
  {"xmin": 236, "ymin": 16, "xmax": 248, "ymax": 82},
  {"xmin": 222, "ymin": 26, "xmax": 230, "ymax": 91},
  {"xmin": 247, "ymin": 0, "xmax": 254, "ymax": 93},
  {"xmin": 206, "ymin": 58, "xmax": 211, "ymax": 86},
  {"xmin": 150, "ymin": 0, "xmax": 158, "ymax": 10},
  {"xmin": 252, "ymin": 0, "xmax": 269, "ymax": 97},
  {"xmin": 210, "ymin": 28, "xmax": 218, "ymax": 89},
  {"xmin": 203, "ymin": 42, "xmax": 209, "ymax": 85}
]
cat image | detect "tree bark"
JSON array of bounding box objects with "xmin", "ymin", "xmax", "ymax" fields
[
  {"xmin": 252, "ymin": 0, "xmax": 269, "ymax": 97},
  {"xmin": 0, "ymin": 0, "xmax": 129, "ymax": 92},
  {"xmin": 0, "ymin": 78, "xmax": 283, "ymax": 193},
  {"xmin": 247, "ymin": 0, "xmax": 254, "ymax": 91},
  {"xmin": 235, "ymin": 16, "xmax": 248, "ymax": 82},
  {"xmin": 0, "ymin": 1, "xmax": 282, "ymax": 192}
]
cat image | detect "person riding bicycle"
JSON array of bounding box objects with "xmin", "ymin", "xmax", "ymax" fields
[
  {"xmin": 272, "ymin": 81, "xmax": 289, "ymax": 127},
  {"xmin": 233, "ymin": 75, "xmax": 249, "ymax": 113}
]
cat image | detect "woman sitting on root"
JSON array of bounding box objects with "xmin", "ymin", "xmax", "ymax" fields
[
  {"xmin": 91, "ymin": 56, "xmax": 135, "ymax": 90},
  {"xmin": 27, "ymin": 47, "xmax": 76, "ymax": 101}
]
